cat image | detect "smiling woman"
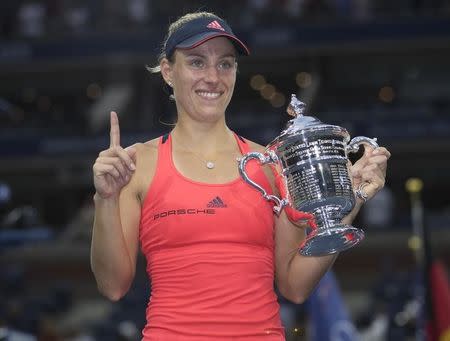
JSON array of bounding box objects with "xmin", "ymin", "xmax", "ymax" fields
[
  {"xmin": 160, "ymin": 37, "xmax": 238, "ymax": 123},
  {"xmin": 89, "ymin": 10, "xmax": 391, "ymax": 341}
]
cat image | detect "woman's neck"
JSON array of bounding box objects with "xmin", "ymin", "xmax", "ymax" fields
[{"xmin": 171, "ymin": 119, "xmax": 235, "ymax": 155}]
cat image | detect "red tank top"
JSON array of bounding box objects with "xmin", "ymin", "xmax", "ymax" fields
[{"xmin": 139, "ymin": 133, "xmax": 285, "ymax": 340}]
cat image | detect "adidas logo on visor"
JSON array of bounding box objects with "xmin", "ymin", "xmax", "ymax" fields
[{"xmin": 206, "ymin": 20, "xmax": 225, "ymax": 31}]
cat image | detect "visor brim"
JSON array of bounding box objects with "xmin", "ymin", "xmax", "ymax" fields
[{"xmin": 176, "ymin": 32, "xmax": 250, "ymax": 56}]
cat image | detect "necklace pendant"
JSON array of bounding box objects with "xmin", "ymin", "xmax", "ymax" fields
[{"xmin": 206, "ymin": 161, "xmax": 215, "ymax": 169}]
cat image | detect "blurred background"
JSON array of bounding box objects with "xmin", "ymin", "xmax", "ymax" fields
[{"xmin": 1, "ymin": 0, "xmax": 450, "ymax": 340}]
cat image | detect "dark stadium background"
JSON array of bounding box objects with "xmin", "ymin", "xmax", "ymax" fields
[{"xmin": 1, "ymin": 1, "xmax": 449, "ymax": 340}]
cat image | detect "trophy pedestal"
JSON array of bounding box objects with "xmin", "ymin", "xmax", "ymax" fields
[{"xmin": 299, "ymin": 225, "xmax": 365, "ymax": 256}]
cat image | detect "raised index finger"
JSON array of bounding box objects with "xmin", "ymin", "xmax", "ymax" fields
[{"xmin": 110, "ymin": 111, "xmax": 120, "ymax": 147}]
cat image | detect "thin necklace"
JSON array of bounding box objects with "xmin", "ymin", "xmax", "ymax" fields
[
  {"xmin": 172, "ymin": 135, "xmax": 217, "ymax": 170},
  {"xmin": 171, "ymin": 129, "xmax": 242, "ymax": 170},
  {"xmin": 189, "ymin": 152, "xmax": 216, "ymax": 169}
]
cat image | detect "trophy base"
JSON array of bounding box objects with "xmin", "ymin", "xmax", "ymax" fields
[{"xmin": 299, "ymin": 225, "xmax": 364, "ymax": 256}]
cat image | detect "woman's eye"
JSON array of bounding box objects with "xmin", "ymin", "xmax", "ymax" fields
[
  {"xmin": 218, "ymin": 61, "xmax": 233, "ymax": 70},
  {"xmin": 190, "ymin": 59, "xmax": 204, "ymax": 68}
]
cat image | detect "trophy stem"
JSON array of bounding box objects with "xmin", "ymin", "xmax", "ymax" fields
[
  {"xmin": 313, "ymin": 206, "xmax": 341, "ymax": 230},
  {"xmin": 298, "ymin": 205, "xmax": 365, "ymax": 256}
]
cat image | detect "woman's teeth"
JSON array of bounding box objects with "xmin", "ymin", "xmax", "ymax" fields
[{"xmin": 197, "ymin": 91, "xmax": 221, "ymax": 99}]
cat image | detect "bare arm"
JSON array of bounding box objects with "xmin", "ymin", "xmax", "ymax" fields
[
  {"xmin": 91, "ymin": 176, "xmax": 141, "ymax": 301},
  {"xmin": 274, "ymin": 210, "xmax": 337, "ymax": 304},
  {"xmin": 90, "ymin": 111, "xmax": 141, "ymax": 301}
]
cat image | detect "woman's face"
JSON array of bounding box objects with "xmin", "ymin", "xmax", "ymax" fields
[{"xmin": 161, "ymin": 37, "xmax": 237, "ymax": 123}]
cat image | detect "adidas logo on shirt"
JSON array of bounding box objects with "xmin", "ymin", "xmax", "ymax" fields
[{"xmin": 207, "ymin": 196, "xmax": 227, "ymax": 208}]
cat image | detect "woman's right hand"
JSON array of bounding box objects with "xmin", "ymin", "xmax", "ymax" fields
[{"xmin": 93, "ymin": 111, "xmax": 136, "ymax": 199}]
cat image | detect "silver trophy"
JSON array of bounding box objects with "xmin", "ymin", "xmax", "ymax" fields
[{"xmin": 238, "ymin": 94, "xmax": 378, "ymax": 256}]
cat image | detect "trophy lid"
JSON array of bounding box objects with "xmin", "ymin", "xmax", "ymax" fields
[
  {"xmin": 268, "ymin": 94, "xmax": 348, "ymax": 148},
  {"xmin": 284, "ymin": 94, "xmax": 329, "ymax": 131}
]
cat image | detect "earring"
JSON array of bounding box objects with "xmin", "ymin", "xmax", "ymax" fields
[{"xmin": 167, "ymin": 81, "xmax": 175, "ymax": 101}]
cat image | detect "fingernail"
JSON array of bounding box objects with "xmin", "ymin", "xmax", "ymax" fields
[{"xmin": 130, "ymin": 163, "xmax": 136, "ymax": 170}]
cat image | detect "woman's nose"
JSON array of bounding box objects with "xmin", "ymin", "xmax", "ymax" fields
[{"xmin": 204, "ymin": 64, "xmax": 219, "ymax": 83}]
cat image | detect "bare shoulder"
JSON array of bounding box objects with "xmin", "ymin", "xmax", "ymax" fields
[
  {"xmin": 143, "ymin": 136, "xmax": 160, "ymax": 149},
  {"xmin": 240, "ymin": 137, "xmax": 277, "ymax": 191},
  {"xmin": 128, "ymin": 137, "xmax": 159, "ymax": 162},
  {"xmin": 126, "ymin": 137, "xmax": 160, "ymax": 202}
]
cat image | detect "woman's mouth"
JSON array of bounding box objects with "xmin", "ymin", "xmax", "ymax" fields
[{"xmin": 196, "ymin": 91, "xmax": 222, "ymax": 99}]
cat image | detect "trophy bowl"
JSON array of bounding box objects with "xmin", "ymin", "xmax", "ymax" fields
[{"xmin": 238, "ymin": 95, "xmax": 378, "ymax": 256}]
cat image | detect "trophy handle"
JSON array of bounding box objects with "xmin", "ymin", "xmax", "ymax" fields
[
  {"xmin": 346, "ymin": 136, "xmax": 379, "ymax": 154},
  {"xmin": 238, "ymin": 151, "xmax": 289, "ymax": 215}
]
